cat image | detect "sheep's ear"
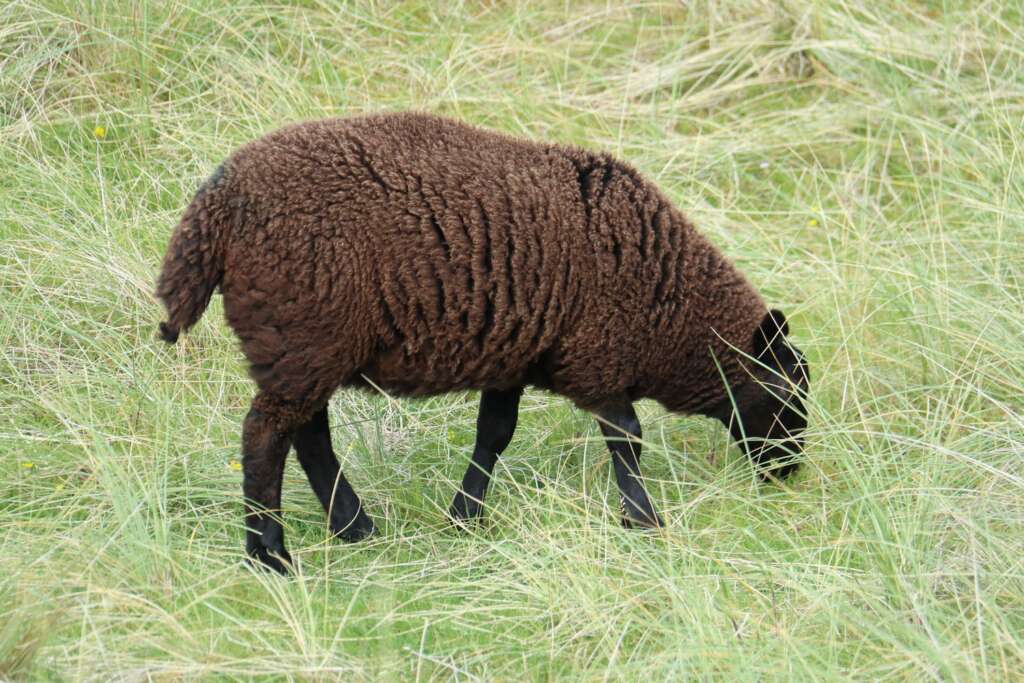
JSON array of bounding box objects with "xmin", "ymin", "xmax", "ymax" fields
[{"xmin": 753, "ymin": 309, "xmax": 789, "ymax": 358}]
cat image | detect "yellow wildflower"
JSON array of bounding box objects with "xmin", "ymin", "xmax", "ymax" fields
[
  {"xmin": 21, "ymin": 462, "xmax": 34, "ymax": 469},
  {"xmin": 93, "ymin": 125, "xmax": 107, "ymax": 139},
  {"xmin": 229, "ymin": 460, "xmax": 242, "ymax": 471}
]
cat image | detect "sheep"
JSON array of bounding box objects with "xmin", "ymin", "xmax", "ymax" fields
[{"xmin": 156, "ymin": 112, "xmax": 810, "ymax": 573}]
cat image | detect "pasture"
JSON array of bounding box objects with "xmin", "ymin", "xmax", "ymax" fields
[{"xmin": 1, "ymin": 1, "xmax": 1022, "ymax": 679}]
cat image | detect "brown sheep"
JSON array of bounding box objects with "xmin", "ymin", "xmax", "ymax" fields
[{"xmin": 156, "ymin": 112, "xmax": 810, "ymax": 573}]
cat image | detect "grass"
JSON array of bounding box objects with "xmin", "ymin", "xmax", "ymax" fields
[{"xmin": 1, "ymin": 0, "xmax": 1022, "ymax": 679}]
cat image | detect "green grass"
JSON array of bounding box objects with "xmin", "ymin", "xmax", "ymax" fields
[{"xmin": 2, "ymin": 0, "xmax": 1022, "ymax": 679}]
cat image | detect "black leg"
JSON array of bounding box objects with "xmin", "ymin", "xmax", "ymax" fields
[
  {"xmin": 242, "ymin": 405, "xmax": 293, "ymax": 574},
  {"xmin": 596, "ymin": 403, "xmax": 663, "ymax": 529},
  {"xmin": 449, "ymin": 387, "xmax": 522, "ymax": 525},
  {"xmin": 292, "ymin": 407, "xmax": 374, "ymax": 542}
]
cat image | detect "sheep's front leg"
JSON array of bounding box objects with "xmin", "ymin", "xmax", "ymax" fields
[
  {"xmin": 596, "ymin": 404, "xmax": 664, "ymax": 529},
  {"xmin": 292, "ymin": 407, "xmax": 374, "ymax": 542},
  {"xmin": 449, "ymin": 387, "xmax": 522, "ymax": 525},
  {"xmin": 242, "ymin": 406, "xmax": 293, "ymax": 573}
]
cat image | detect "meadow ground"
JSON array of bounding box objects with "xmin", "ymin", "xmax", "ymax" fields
[{"xmin": 1, "ymin": 1, "xmax": 1022, "ymax": 680}]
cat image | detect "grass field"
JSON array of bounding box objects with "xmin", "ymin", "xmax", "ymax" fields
[{"xmin": 2, "ymin": 0, "xmax": 1023, "ymax": 679}]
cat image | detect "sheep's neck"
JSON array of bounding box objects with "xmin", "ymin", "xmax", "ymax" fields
[{"xmin": 643, "ymin": 211, "xmax": 767, "ymax": 415}]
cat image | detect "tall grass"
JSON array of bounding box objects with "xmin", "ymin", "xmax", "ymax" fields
[{"xmin": 1, "ymin": 0, "xmax": 1022, "ymax": 679}]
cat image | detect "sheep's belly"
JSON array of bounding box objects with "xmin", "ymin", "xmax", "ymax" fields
[{"xmin": 354, "ymin": 340, "xmax": 536, "ymax": 398}]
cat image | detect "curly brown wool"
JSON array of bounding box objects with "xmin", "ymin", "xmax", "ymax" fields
[
  {"xmin": 156, "ymin": 113, "xmax": 807, "ymax": 573},
  {"xmin": 158, "ymin": 112, "xmax": 766, "ymax": 416}
]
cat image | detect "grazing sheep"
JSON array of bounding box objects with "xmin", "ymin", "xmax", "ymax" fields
[{"xmin": 156, "ymin": 112, "xmax": 810, "ymax": 573}]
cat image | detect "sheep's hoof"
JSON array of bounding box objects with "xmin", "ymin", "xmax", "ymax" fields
[
  {"xmin": 620, "ymin": 499, "xmax": 663, "ymax": 530},
  {"xmin": 332, "ymin": 508, "xmax": 375, "ymax": 543},
  {"xmin": 448, "ymin": 494, "xmax": 483, "ymax": 530},
  {"xmin": 245, "ymin": 542, "xmax": 293, "ymax": 575},
  {"xmin": 758, "ymin": 460, "xmax": 800, "ymax": 483},
  {"xmin": 621, "ymin": 513, "xmax": 664, "ymax": 530}
]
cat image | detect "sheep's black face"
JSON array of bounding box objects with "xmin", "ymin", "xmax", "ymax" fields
[{"xmin": 709, "ymin": 310, "xmax": 810, "ymax": 480}]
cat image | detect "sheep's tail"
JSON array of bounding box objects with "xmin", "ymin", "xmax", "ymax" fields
[{"xmin": 155, "ymin": 164, "xmax": 232, "ymax": 344}]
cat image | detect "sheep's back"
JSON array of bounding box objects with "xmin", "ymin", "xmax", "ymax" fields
[{"xmin": 222, "ymin": 114, "xmax": 590, "ymax": 397}]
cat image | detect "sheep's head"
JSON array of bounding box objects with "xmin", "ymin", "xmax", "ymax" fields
[{"xmin": 708, "ymin": 309, "xmax": 810, "ymax": 480}]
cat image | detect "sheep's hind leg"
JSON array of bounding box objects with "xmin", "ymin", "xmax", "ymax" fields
[
  {"xmin": 449, "ymin": 387, "xmax": 523, "ymax": 526},
  {"xmin": 241, "ymin": 400, "xmax": 294, "ymax": 574},
  {"xmin": 292, "ymin": 407, "xmax": 374, "ymax": 542},
  {"xmin": 596, "ymin": 403, "xmax": 664, "ymax": 529}
]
